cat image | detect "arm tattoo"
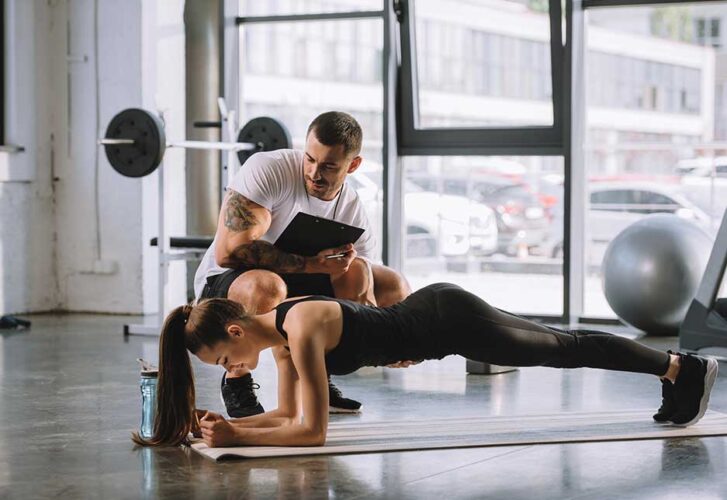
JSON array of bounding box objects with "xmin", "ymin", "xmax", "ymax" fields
[
  {"xmin": 225, "ymin": 192, "xmax": 259, "ymax": 232},
  {"xmin": 230, "ymin": 240, "xmax": 306, "ymax": 273}
]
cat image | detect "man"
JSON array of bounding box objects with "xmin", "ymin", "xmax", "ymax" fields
[{"xmin": 194, "ymin": 111, "xmax": 411, "ymax": 417}]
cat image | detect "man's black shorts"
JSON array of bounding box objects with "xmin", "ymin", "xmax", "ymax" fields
[{"xmin": 199, "ymin": 267, "xmax": 335, "ymax": 300}]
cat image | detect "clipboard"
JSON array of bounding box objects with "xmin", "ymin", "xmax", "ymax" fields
[{"xmin": 274, "ymin": 212, "xmax": 365, "ymax": 257}]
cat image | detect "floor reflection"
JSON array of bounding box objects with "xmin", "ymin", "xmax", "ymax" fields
[{"xmin": 138, "ymin": 445, "xmax": 382, "ymax": 499}]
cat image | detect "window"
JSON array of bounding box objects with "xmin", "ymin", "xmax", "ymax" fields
[
  {"xmin": 588, "ymin": 53, "xmax": 700, "ymax": 114},
  {"xmin": 398, "ymin": 0, "xmax": 565, "ymax": 154},
  {"xmin": 696, "ymin": 17, "xmax": 722, "ymax": 48},
  {"xmin": 238, "ymin": 17, "xmax": 385, "ymax": 261},
  {"xmin": 583, "ymin": 3, "xmax": 725, "ymax": 317},
  {"xmin": 401, "ymin": 155, "xmax": 564, "ymax": 316},
  {"xmin": 631, "ymin": 190, "xmax": 680, "ymax": 214},
  {"xmin": 590, "ymin": 190, "xmax": 631, "ymax": 210},
  {"xmin": 240, "ymin": 0, "xmax": 383, "ymax": 16}
]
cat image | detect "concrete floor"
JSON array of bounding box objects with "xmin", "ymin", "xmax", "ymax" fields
[{"xmin": 1, "ymin": 314, "xmax": 727, "ymax": 499}]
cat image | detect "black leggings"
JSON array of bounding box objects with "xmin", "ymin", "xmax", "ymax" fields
[{"xmin": 434, "ymin": 284, "xmax": 670, "ymax": 377}]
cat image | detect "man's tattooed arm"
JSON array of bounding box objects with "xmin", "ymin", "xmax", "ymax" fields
[
  {"xmin": 224, "ymin": 192, "xmax": 259, "ymax": 231},
  {"xmin": 229, "ymin": 240, "xmax": 306, "ymax": 273},
  {"xmin": 220, "ymin": 191, "xmax": 306, "ymax": 272}
]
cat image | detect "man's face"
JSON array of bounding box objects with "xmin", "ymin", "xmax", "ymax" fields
[{"xmin": 303, "ymin": 132, "xmax": 361, "ymax": 201}]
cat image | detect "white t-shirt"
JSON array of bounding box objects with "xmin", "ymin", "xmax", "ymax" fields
[{"xmin": 193, "ymin": 149, "xmax": 376, "ymax": 299}]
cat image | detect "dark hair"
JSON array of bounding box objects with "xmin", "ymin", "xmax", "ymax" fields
[
  {"xmin": 307, "ymin": 111, "xmax": 362, "ymax": 157},
  {"xmin": 131, "ymin": 299, "xmax": 249, "ymax": 447}
]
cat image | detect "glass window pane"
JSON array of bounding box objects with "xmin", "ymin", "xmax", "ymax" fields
[
  {"xmin": 240, "ymin": 0, "xmax": 382, "ymax": 16},
  {"xmin": 402, "ymin": 156, "xmax": 564, "ymax": 316},
  {"xmin": 584, "ymin": 3, "xmax": 725, "ymax": 318},
  {"xmin": 239, "ymin": 19, "xmax": 384, "ymax": 261},
  {"xmin": 412, "ymin": 0, "xmax": 554, "ymax": 128}
]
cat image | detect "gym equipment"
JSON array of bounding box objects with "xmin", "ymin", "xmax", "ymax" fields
[
  {"xmin": 190, "ymin": 409, "xmax": 727, "ymax": 460},
  {"xmin": 236, "ymin": 116, "xmax": 292, "ymax": 166},
  {"xmin": 99, "ymin": 108, "xmax": 292, "ymax": 178},
  {"xmin": 602, "ymin": 214, "xmax": 712, "ymax": 335},
  {"xmin": 680, "ymin": 209, "xmax": 727, "ymax": 352},
  {"xmin": 98, "ymin": 106, "xmax": 291, "ymax": 336}
]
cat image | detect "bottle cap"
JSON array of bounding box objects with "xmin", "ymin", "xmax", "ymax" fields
[{"xmin": 138, "ymin": 358, "xmax": 159, "ymax": 377}]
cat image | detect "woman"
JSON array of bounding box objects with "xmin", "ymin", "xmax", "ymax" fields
[{"xmin": 133, "ymin": 282, "xmax": 718, "ymax": 448}]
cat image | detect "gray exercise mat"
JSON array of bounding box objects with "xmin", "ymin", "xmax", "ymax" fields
[{"xmin": 189, "ymin": 409, "xmax": 727, "ymax": 461}]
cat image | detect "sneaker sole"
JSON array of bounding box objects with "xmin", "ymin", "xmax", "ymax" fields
[
  {"xmin": 674, "ymin": 358, "xmax": 719, "ymax": 427},
  {"xmin": 329, "ymin": 405, "xmax": 363, "ymax": 414}
]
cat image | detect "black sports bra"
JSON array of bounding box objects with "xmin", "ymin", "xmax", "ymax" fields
[
  {"xmin": 273, "ymin": 295, "xmax": 340, "ymax": 350},
  {"xmin": 269, "ymin": 287, "xmax": 451, "ymax": 375}
]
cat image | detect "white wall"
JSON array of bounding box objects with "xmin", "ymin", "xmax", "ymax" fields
[
  {"xmin": 0, "ymin": 0, "xmax": 188, "ymax": 314},
  {"xmin": 0, "ymin": 1, "xmax": 58, "ymax": 314},
  {"xmin": 56, "ymin": 0, "xmax": 145, "ymax": 313}
]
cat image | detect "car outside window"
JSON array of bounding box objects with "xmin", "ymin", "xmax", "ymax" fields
[
  {"xmin": 633, "ymin": 190, "xmax": 680, "ymax": 215},
  {"xmin": 590, "ymin": 190, "xmax": 633, "ymax": 212}
]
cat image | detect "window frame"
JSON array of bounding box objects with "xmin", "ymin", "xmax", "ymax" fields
[{"xmin": 397, "ymin": 0, "xmax": 566, "ymax": 156}]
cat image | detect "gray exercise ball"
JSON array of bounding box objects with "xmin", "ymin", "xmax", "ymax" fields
[{"xmin": 601, "ymin": 214, "xmax": 712, "ymax": 336}]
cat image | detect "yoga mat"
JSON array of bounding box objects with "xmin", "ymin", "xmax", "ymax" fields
[{"xmin": 190, "ymin": 409, "xmax": 727, "ymax": 461}]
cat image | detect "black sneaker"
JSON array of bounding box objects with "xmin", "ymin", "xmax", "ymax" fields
[
  {"xmin": 670, "ymin": 353, "xmax": 718, "ymax": 427},
  {"xmin": 328, "ymin": 377, "xmax": 362, "ymax": 414},
  {"xmin": 653, "ymin": 350, "xmax": 677, "ymax": 423},
  {"xmin": 653, "ymin": 379, "xmax": 676, "ymax": 423},
  {"xmin": 220, "ymin": 373, "xmax": 264, "ymax": 418}
]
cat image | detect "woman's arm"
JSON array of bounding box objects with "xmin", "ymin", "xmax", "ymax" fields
[
  {"xmin": 225, "ymin": 346, "xmax": 302, "ymax": 428},
  {"xmin": 214, "ymin": 346, "xmax": 300, "ymax": 429},
  {"xmin": 200, "ymin": 315, "xmax": 330, "ymax": 447}
]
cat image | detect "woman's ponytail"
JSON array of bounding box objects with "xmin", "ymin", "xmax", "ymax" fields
[
  {"xmin": 131, "ymin": 298, "xmax": 248, "ymax": 446},
  {"xmin": 132, "ymin": 304, "xmax": 195, "ymax": 446}
]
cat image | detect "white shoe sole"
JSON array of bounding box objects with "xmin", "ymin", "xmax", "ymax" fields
[
  {"xmin": 675, "ymin": 358, "xmax": 718, "ymax": 427},
  {"xmin": 329, "ymin": 405, "xmax": 363, "ymax": 414}
]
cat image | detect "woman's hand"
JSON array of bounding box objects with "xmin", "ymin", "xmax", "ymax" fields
[{"xmin": 198, "ymin": 411, "xmax": 239, "ymax": 447}]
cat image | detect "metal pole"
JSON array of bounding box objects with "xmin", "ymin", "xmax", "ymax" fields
[
  {"xmin": 167, "ymin": 140, "xmax": 255, "ymax": 151},
  {"xmin": 158, "ymin": 159, "xmax": 167, "ymax": 319},
  {"xmin": 184, "ymin": 0, "xmax": 223, "ymax": 238}
]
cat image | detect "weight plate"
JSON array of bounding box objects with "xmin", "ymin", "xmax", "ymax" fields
[
  {"xmin": 103, "ymin": 108, "xmax": 166, "ymax": 177},
  {"xmin": 236, "ymin": 117, "xmax": 292, "ymax": 165}
]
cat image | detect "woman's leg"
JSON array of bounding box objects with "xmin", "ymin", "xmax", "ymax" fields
[
  {"xmin": 435, "ymin": 284, "xmax": 716, "ymax": 426},
  {"xmin": 438, "ymin": 286, "xmax": 670, "ymax": 376}
]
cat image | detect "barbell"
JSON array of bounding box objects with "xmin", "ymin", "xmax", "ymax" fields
[{"xmin": 98, "ymin": 108, "xmax": 292, "ymax": 178}]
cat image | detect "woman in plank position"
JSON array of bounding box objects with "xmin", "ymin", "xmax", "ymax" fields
[{"xmin": 133, "ymin": 269, "xmax": 718, "ymax": 448}]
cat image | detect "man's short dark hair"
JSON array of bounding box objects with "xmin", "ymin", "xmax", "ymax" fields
[{"xmin": 307, "ymin": 111, "xmax": 362, "ymax": 158}]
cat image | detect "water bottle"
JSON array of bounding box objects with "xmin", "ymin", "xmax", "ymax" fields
[{"xmin": 140, "ymin": 369, "xmax": 158, "ymax": 439}]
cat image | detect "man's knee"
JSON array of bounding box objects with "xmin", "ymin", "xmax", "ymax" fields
[
  {"xmin": 331, "ymin": 258, "xmax": 370, "ymax": 301},
  {"xmin": 228, "ymin": 270, "xmax": 287, "ymax": 314},
  {"xmin": 371, "ymin": 264, "xmax": 410, "ymax": 307}
]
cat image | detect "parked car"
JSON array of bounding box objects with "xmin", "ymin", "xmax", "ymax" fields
[
  {"xmin": 675, "ymin": 157, "xmax": 727, "ymax": 177},
  {"xmin": 347, "ymin": 171, "xmax": 499, "ymax": 259},
  {"xmin": 538, "ymin": 182, "xmax": 713, "ymax": 264},
  {"xmin": 410, "ymin": 174, "xmax": 550, "ymax": 256}
]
